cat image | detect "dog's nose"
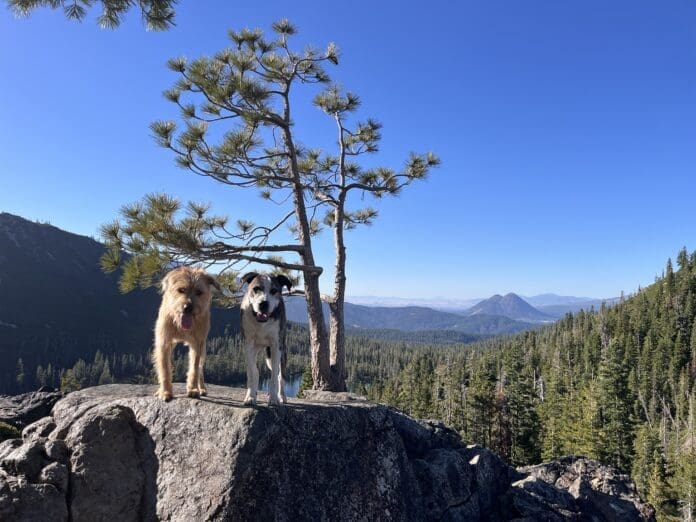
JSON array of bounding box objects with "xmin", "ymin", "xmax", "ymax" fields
[
  {"xmin": 259, "ymin": 301, "xmax": 269, "ymax": 312},
  {"xmin": 183, "ymin": 303, "xmax": 193, "ymax": 314}
]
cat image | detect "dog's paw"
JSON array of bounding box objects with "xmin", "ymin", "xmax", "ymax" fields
[
  {"xmin": 268, "ymin": 396, "xmax": 281, "ymax": 406},
  {"xmin": 187, "ymin": 389, "xmax": 201, "ymax": 399},
  {"xmin": 199, "ymin": 388, "xmax": 208, "ymax": 397},
  {"xmin": 280, "ymin": 395, "xmax": 287, "ymax": 405},
  {"xmin": 243, "ymin": 394, "xmax": 256, "ymax": 407},
  {"xmin": 156, "ymin": 389, "xmax": 173, "ymax": 402}
]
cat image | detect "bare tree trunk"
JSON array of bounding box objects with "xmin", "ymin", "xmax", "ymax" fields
[
  {"xmin": 325, "ymin": 113, "xmax": 349, "ymax": 393},
  {"xmin": 327, "ymin": 201, "xmax": 347, "ymax": 391},
  {"xmin": 282, "ymin": 103, "xmax": 331, "ymax": 390},
  {"xmin": 304, "ymin": 270, "xmax": 331, "ymax": 389},
  {"xmin": 293, "ymin": 179, "xmax": 331, "ymax": 390}
]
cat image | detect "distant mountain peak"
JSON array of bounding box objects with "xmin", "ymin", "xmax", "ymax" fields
[{"xmin": 465, "ymin": 292, "xmax": 554, "ymax": 324}]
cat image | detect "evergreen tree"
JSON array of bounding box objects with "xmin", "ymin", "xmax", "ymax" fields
[
  {"xmin": 593, "ymin": 338, "xmax": 635, "ymax": 471},
  {"xmin": 646, "ymin": 444, "xmax": 672, "ymax": 518},
  {"xmin": 15, "ymin": 358, "xmax": 24, "ymax": 390},
  {"xmin": 561, "ymin": 383, "xmax": 599, "ymax": 458},
  {"xmin": 312, "ymin": 86, "xmax": 438, "ymax": 391},
  {"xmin": 690, "ymin": 321, "xmax": 696, "ymax": 378},
  {"xmin": 632, "ymin": 424, "xmax": 673, "ymax": 517},
  {"xmin": 296, "ymin": 366, "xmax": 313, "ymax": 399},
  {"xmin": 502, "ymin": 343, "xmax": 541, "ymax": 465},
  {"xmin": 467, "ymin": 357, "xmax": 497, "ymax": 449},
  {"xmin": 674, "ymin": 395, "xmax": 696, "ymax": 521},
  {"xmin": 539, "ymin": 350, "xmax": 567, "ymax": 460},
  {"xmin": 100, "ymin": 21, "xmax": 431, "ymax": 393},
  {"xmin": 98, "ymin": 360, "xmax": 114, "ymax": 385},
  {"xmin": 632, "ymin": 424, "xmax": 660, "ymax": 497},
  {"xmin": 35, "ymin": 365, "xmax": 47, "ymax": 388},
  {"xmin": 60, "ymin": 369, "xmax": 80, "ymax": 393}
]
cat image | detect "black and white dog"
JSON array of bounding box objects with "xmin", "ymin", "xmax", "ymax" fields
[{"xmin": 240, "ymin": 272, "xmax": 291, "ymax": 406}]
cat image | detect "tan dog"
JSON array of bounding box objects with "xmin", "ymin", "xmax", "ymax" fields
[{"xmin": 153, "ymin": 266, "xmax": 220, "ymax": 401}]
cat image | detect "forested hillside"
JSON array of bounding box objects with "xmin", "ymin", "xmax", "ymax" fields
[
  {"xmin": 0, "ymin": 213, "xmax": 239, "ymax": 394},
  {"xmin": 369, "ymin": 250, "xmax": 696, "ymax": 520}
]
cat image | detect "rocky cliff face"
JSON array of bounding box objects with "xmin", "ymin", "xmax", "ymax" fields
[{"xmin": 0, "ymin": 385, "xmax": 654, "ymax": 521}]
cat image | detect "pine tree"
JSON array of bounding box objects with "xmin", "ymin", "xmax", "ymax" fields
[
  {"xmin": 632, "ymin": 424, "xmax": 673, "ymax": 516},
  {"xmin": 540, "ymin": 351, "xmax": 567, "ymax": 460},
  {"xmin": 467, "ymin": 357, "xmax": 497, "ymax": 449},
  {"xmin": 674, "ymin": 394, "xmax": 696, "ymax": 521},
  {"xmin": 35, "ymin": 365, "xmax": 47, "ymax": 388},
  {"xmin": 503, "ymin": 343, "xmax": 541, "ymax": 465},
  {"xmin": 594, "ymin": 339, "xmax": 635, "ymax": 471},
  {"xmin": 450, "ymin": 359, "xmax": 468, "ymax": 435},
  {"xmin": 60, "ymin": 369, "xmax": 80, "ymax": 393},
  {"xmin": 690, "ymin": 321, "xmax": 696, "ymax": 378},
  {"xmin": 15, "ymin": 358, "xmax": 25, "ymax": 391},
  {"xmin": 646, "ymin": 445, "xmax": 672, "ymax": 517},
  {"xmin": 46, "ymin": 363, "xmax": 54, "ymax": 389},
  {"xmin": 296, "ymin": 366, "xmax": 313, "ymax": 399},
  {"xmin": 98, "ymin": 361, "xmax": 114, "ymax": 385},
  {"xmin": 313, "ymin": 86, "xmax": 438, "ymax": 391},
  {"xmin": 561, "ymin": 383, "xmax": 599, "ymax": 458},
  {"xmin": 99, "ymin": 21, "xmax": 437, "ymax": 392},
  {"xmin": 632, "ymin": 423, "xmax": 659, "ymax": 496}
]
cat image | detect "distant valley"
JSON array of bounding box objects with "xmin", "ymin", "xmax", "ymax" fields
[{"xmin": 0, "ymin": 211, "xmax": 617, "ymax": 393}]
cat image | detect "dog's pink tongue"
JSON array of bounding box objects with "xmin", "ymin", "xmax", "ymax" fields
[
  {"xmin": 182, "ymin": 313, "xmax": 193, "ymax": 331},
  {"xmin": 257, "ymin": 312, "xmax": 269, "ymax": 322}
]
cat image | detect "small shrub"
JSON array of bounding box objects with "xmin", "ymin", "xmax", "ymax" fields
[{"xmin": 0, "ymin": 421, "xmax": 21, "ymax": 442}]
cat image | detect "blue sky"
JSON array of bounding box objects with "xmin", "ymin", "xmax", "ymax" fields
[{"xmin": 1, "ymin": 1, "xmax": 694, "ymax": 299}]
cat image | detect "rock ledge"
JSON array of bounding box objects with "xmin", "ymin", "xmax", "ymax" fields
[{"xmin": 0, "ymin": 384, "xmax": 654, "ymax": 521}]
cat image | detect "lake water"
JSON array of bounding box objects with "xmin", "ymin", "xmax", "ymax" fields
[{"xmin": 259, "ymin": 373, "xmax": 303, "ymax": 398}]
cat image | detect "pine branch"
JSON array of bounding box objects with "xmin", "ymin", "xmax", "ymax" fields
[{"xmin": 8, "ymin": 0, "xmax": 177, "ymax": 30}]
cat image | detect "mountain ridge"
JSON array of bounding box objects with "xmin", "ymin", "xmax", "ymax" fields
[{"xmin": 284, "ymin": 297, "xmax": 536, "ymax": 335}]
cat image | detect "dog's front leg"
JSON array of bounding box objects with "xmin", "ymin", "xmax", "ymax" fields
[
  {"xmin": 154, "ymin": 335, "xmax": 174, "ymax": 402},
  {"xmin": 244, "ymin": 342, "xmax": 259, "ymax": 406},
  {"xmin": 186, "ymin": 343, "xmax": 202, "ymax": 398},
  {"xmin": 278, "ymin": 352, "xmax": 287, "ymax": 405},
  {"xmin": 197, "ymin": 341, "xmax": 207, "ymax": 397},
  {"xmin": 268, "ymin": 343, "xmax": 282, "ymax": 406}
]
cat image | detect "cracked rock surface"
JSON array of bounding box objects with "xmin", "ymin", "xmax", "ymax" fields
[
  {"xmin": 0, "ymin": 384, "xmax": 655, "ymax": 521},
  {"xmin": 0, "ymin": 389, "xmax": 62, "ymax": 429}
]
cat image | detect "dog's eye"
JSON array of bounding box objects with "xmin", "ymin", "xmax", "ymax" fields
[
  {"xmin": 177, "ymin": 288, "xmax": 186, "ymax": 294},
  {"xmin": 253, "ymin": 286, "xmax": 263, "ymax": 293},
  {"xmin": 195, "ymin": 289, "xmax": 203, "ymax": 296},
  {"xmin": 270, "ymin": 288, "xmax": 278, "ymax": 295}
]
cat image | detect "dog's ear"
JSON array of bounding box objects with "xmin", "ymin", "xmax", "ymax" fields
[
  {"xmin": 275, "ymin": 275, "xmax": 292, "ymax": 293},
  {"xmin": 160, "ymin": 270, "xmax": 175, "ymax": 294},
  {"xmin": 241, "ymin": 272, "xmax": 258, "ymax": 286},
  {"xmin": 205, "ymin": 275, "xmax": 222, "ymax": 292}
]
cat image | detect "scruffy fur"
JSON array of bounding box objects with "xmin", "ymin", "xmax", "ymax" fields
[
  {"xmin": 154, "ymin": 266, "xmax": 220, "ymax": 401},
  {"xmin": 240, "ymin": 272, "xmax": 291, "ymax": 406}
]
